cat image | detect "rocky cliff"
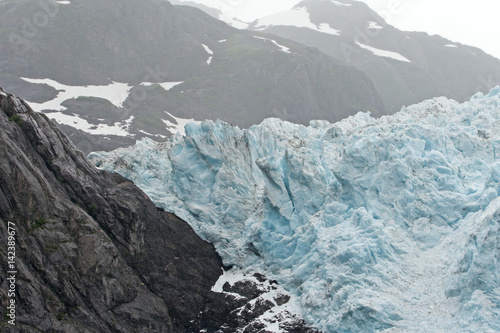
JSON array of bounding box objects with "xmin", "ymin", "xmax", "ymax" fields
[
  {"xmin": 0, "ymin": 86, "xmax": 223, "ymax": 332},
  {"xmin": 0, "ymin": 88, "xmax": 320, "ymax": 332}
]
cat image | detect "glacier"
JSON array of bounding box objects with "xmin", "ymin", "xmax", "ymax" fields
[{"xmin": 89, "ymin": 88, "xmax": 500, "ymax": 332}]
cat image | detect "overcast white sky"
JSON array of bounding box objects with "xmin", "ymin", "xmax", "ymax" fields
[
  {"xmin": 214, "ymin": 0, "xmax": 500, "ymax": 59},
  {"xmin": 359, "ymin": 0, "xmax": 500, "ymax": 59}
]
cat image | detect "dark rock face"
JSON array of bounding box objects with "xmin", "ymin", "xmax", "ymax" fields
[
  {"xmin": 0, "ymin": 86, "xmax": 223, "ymax": 332},
  {"xmin": 0, "ymin": 88, "xmax": 322, "ymax": 332}
]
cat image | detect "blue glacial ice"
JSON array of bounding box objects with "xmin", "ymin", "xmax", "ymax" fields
[{"xmin": 89, "ymin": 88, "xmax": 500, "ymax": 332}]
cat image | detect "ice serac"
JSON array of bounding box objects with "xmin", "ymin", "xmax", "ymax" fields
[{"xmin": 89, "ymin": 88, "xmax": 500, "ymax": 332}]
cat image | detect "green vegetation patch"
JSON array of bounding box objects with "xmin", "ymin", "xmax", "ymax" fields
[{"xmin": 8, "ymin": 114, "xmax": 23, "ymax": 126}]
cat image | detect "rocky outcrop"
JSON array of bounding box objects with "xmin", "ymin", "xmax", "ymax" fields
[
  {"xmin": 0, "ymin": 86, "xmax": 225, "ymax": 332},
  {"xmin": 214, "ymin": 273, "xmax": 321, "ymax": 333},
  {"xmin": 0, "ymin": 88, "xmax": 321, "ymax": 332}
]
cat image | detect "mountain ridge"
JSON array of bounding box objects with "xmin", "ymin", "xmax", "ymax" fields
[{"xmin": 0, "ymin": 0, "xmax": 385, "ymax": 153}]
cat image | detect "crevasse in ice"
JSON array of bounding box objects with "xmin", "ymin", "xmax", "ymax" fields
[{"xmin": 89, "ymin": 88, "xmax": 500, "ymax": 332}]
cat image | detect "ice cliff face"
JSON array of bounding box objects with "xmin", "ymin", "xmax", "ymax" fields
[{"xmin": 89, "ymin": 88, "xmax": 500, "ymax": 332}]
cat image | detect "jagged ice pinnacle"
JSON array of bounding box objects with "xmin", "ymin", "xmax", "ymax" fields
[{"xmin": 89, "ymin": 88, "xmax": 500, "ymax": 332}]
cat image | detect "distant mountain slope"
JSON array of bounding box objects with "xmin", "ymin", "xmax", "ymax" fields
[
  {"xmin": 176, "ymin": 0, "xmax": 500, "ymax": 113},
  {"xmin": 250, "ymin": 0, "xmax": 500, "ymax": 112},
  {"xmin": 0, "ymin": 0, "xmax": 384, "ymax": 153}
]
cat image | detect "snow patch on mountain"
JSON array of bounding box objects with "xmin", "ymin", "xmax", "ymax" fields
[
  {"xmin": 140, "ymin": 81, "xmax": 183, "ymax": 92},
  {"xmin": 316, "ymin": 23, "xmax": 341, "ymax": 36},
  {"xmin": 46, "ymin": 112, "xmax": 134, "ymax": 137},
  {"xmin": 254, "ymin": 36, "xmax": 291, "ymax": 54},
  {"xmin": 356, "ymin": 42, "xmax": 411, "ymax": 62},
  {"xmin": 21, "ymin": 77, "xmax": 132, "ymax": 111},
  {"xmin": 367, "ymin": 21, "xmax": 383, "ymax": 30},
  {"xmin": 329, "ymin": 0, "xmax": 352, "ymax": 6},
  {"xmin": 89, "ymin": 88, "xmax": 500, "ymax": 332},
  {"xmin": 202, "ymin": 44, "xmax": 214, "ymax": 65},
  {"xmin": 254, "ymin": 7, "xmax": 341, "ymax": 36},
  {"xmin": 163, "ymin": 112, "xmax": 201, "ymax": 136},
  {"xmin": 20, "ymin": 77, "xmax": 187, "ymax": 137},
  {"xmin": 23, "ymin": 78, "xmax": 182, "ymax": 114}
]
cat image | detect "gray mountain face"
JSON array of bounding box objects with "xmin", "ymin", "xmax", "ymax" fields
[
  {"xmin": 0, "ymin": 0, "xmax": 384, "ymax": 153},
  {"xmin": 0, "ymin": 87, "xmax": 321, "ymax": 332},
  {"xmin": 248, "ymin": 0, "xmax": 500, "ymax": 113}
]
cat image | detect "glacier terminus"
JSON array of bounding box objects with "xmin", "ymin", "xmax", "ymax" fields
[{"xmin": 89, "ymin": 88, "xmax": 500, "ymax": 332}]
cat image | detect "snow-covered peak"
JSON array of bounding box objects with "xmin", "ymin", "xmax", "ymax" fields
[{"xmin": 89, "ymin": 87, "xmax": 500, "ymax": 332}]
